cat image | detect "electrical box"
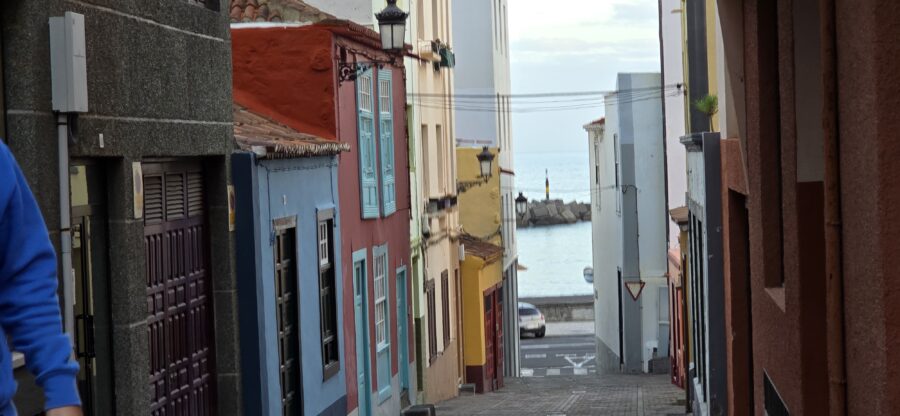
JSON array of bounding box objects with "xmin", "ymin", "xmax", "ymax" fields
[{"xmin": 50, "ymin": 12, "xmax": 88, "ymax": 113}]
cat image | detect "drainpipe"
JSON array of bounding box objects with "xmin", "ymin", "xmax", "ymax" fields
[
  {"xmin": 821, "ymin": 0, "xmax": 846, "ymax": 413},
  {"xmin": 57, "ymin": 113, "xmax": 75, "ymax": 341}
]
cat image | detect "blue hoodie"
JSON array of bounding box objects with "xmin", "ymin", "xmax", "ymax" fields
[{"xmin": 0, "ymin": 141, "xmax": 80, "ymax": 415}]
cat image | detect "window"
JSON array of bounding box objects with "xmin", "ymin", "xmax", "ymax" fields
[
  {"xmin": 373, "ymin": 245, "xmax": 391, "ymax": 402},
  {"xmin": 357, "ymin": 70, "xmax": 379, "ymax": 218},
  {"xmin": 317, "ymin": 210, "xmax": 339, "ymax": 379},
  {"xmin": 614, "ymin": 133, "xmax": 621, "ymax": 215},
  {"xmin": 273, "ymin": 220, "xmax": 300, "ymax": 415},
  {"xmin": 378, "ymin": 71, "xmax": 397, "ymax": 215},
  {"xmin": 436, "ymin": 124, "xmax": 445, "ymax": 193},
  {"xmin": 374, "ymin": 251, "xmax": 388, "ymax": 346},
  {"xmin": 441, "ymin": 270, "xmax": 450, "ymax": 347},
  {"xmin": 425, "ymin": 279, "xmax": 437, "ymax": 362}
]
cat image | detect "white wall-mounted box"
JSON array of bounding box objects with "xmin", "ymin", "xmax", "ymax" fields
[{"xmin": 50, "ymin": 12, "xmax": 88, "ymax": 113}]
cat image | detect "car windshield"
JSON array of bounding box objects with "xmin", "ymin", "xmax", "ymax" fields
[{"xmin": 519, "ymin": 308, "xmax": 539, "ymax": 316}]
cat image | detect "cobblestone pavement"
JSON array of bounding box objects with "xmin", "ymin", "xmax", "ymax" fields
[{"xmin": 434, "ymin": 374, "xmax": 687, "ymax": 415}]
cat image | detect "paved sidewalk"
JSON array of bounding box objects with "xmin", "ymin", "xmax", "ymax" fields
[
  {"xmin": 435, "ymin": 374, "xmax": 686, "ymax": 415},
  {"xmin": 544, "ymin": 320, "xmax": 595, "ymax": 337}
]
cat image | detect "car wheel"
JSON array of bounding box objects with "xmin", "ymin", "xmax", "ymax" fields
[{"xmin": 536, "ymin": 327, "xmax": 546, "ymax": 338}]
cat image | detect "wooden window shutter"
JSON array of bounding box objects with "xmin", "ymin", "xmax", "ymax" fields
[
  {"xmin": 165, "ymin": 173, "xmax": 185, "ymax": 220},
  {"xmin": 378, "ymin": 70, "xmax": 397, "ymax": 216},
  {"xmin": 144, "ymin": 175, "xmax": 164, "ymax": 223},
  {"xmin": 357, "ymin": 70, "xmax": 380, "ymax": 218}
]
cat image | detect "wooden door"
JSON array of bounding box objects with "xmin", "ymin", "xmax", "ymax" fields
[
  {"xmin": 483, "ymin": 292, "xmax": 494, "ymax": 392},
  {"xmin": 494, "ymin": 289, "xmax": 504, "ymax": 390},
  {"xmin": 144, "ymin": 162, "xmax": 216, "ymax": 415}
]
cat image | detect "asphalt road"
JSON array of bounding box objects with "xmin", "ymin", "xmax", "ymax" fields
[{"xmin": 519, "ymin": 334, "xmax": 597, "ymax": 377}]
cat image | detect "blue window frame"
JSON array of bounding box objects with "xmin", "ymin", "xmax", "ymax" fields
[
  {"xmin": 372, "ymin": 244, "xmax": 392, "ymax": 403},
  {"xmin": 377, "ymin": 70, "xmax": 397, "ymax": 216},
  {"xmin": 357, "ymin": 69, "xmax": 380, "ymax": 218}
]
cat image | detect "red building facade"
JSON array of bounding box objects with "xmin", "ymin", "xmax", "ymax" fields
[{"xmin": 232, "ymin": 21, "xmax": 412, "ymax": 415}]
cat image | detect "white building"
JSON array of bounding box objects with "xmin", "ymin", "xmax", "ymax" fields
[
  {"xmin": 661, "ymin": 0, "xmax": 688, "ymax": 247},
  {"xmin": 586, "ymin": 73, "xmax": 668, "ymax": 374},
  {"xmin": 451, "ymin": 0, "xmax": 519, "ymax": 378}
]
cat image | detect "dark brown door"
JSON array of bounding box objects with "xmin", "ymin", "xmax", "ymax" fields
[
  {"xmin": 483, "ymin": 292, "xmax": 494, "ymax": 392},
  {"xmin": 494, "ymin": 289, "xmax": 503, "ymax": 390},
  {"xmin": 144, "ymin": 162, "xmax": 217, "ymax": 416}
]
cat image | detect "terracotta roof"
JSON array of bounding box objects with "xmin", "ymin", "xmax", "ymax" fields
[
  {"xmin": 459, "ymin": 233, "xmax": 503, "ymax": 264},
  {"xmin": 229, "ymin": 0, "xmax": 335, "ymax": 23},
  {"xmin": 233, "ymin": 103, "xmax": 349, "ymax": 158},
  {"xmin": 587, "ymin": 117, "xmax": 606, "ymax": 126},
  {"xmin": 669, "ymin": 206, "xmax": 689, "ymax": 224}
]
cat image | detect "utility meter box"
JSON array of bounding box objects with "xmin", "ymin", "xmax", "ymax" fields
[{"xmin": 50, "ymin": 12, "xmax": 88, "ymax": 113}]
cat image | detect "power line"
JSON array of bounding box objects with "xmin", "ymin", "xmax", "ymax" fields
[{"xmin": 407, "ymin": 83, "xmax": 684, "ymax": 99}]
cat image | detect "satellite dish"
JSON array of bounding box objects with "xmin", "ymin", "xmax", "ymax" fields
[{"xmin": 583, "ymin": 266, "xmax": 594, "ymax": 284}]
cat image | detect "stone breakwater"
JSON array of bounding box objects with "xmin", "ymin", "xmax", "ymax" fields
[{"xmin": 517, "ymin": 199, "xmax": 591, "ymax": 227}]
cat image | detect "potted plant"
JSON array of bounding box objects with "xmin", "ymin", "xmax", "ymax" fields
[{"xmin": 693, "ymin": 94, "xmax": 718, "ymax": 132}]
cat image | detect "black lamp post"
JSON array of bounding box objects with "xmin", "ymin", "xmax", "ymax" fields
[
  {"xmin": 339, "ymin": 0, "xmax": 409, "ymax": 84},
  {"xmin": 515, "ymin": 192, "xmax": 528, "ymax": 215},
  {"xmin": 375, "ymin": 0, "xmax": 409, "ymax": 51},
  {"xmin": 477, "ymin": 146, "xmax": 495, "ymax": 178}
]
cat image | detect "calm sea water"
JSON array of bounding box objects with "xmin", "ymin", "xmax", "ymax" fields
[{"xmin": 515, "ymin": 151, "xmax": 594, "ymax": 298}]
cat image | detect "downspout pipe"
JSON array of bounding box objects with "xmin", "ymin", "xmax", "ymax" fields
[
  {"xmin": 57, "ymin": 113, "xmax": 74, "ymax": 342},
  {"xmin": 821, "ymin": 0, "xmax": 846, "ymax": 413}
]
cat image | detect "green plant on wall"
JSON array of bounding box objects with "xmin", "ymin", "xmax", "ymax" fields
[{"xmin": 693, "ymin": 94, "xmax": 718, "ymax": 132}]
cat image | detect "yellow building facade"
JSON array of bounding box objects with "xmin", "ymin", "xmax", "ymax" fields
[{"xmin": 456, "ymin": 146, "xmax": 506, "ymax": 393}]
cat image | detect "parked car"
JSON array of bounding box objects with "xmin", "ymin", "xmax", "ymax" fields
[{"xmin": 518, "ymin": 302, "xmax": 546, "ymax": 338}]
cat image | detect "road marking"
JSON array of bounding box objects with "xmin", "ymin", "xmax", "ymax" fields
[
  {"xmin": 556, "ymin": 353, "xmax": 576, "ymax": 358},
  {"xmin": 520, "ymin": 368, "xmax": 534, "ymax": 377},
  {"xmin": 546, "ymin": 368, "xmax": 560, "ymax": 376},
  {"xmin": 521, "ymin": 342, "xmax": 595, "ymax": 350},
  {"xmin": 563, "ymin": 354, "xmax": 596, "ymax": 368},
  {"xmin": 574, "ymin": 368, "xmax": 587, "ymax": 375},
  {"xmin": 524, "ymin": 353, "xmax": 546, "ymax": 359}
]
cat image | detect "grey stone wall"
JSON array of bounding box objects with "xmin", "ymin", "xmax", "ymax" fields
[
  {"xmin": 516, "ymin": 199, "xmax": 591, "ymax": 227},
  {"xmin": 1, "ymin": 1, "xmax": 239, "ymax": 414}
]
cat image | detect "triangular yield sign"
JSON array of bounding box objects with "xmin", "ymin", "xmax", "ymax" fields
[{"xmin": 625, "ymin": 281, "xmax": 645, "ymax": 301}]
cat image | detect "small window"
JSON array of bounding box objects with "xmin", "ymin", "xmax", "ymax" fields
[
  {"xmin": 375, "ymin": 253, "xmax": 387, "ymax": 346},
  {"xmin": 317, "ymin": 211, "xmax": 339, "ymax": 379},
  {"xmin": 359, "ymin": 74, "xmax": 373, "ymax": 112},
  {"xmin": 441, "ymin": 271, "xmax": 450, "ymax": 347}
]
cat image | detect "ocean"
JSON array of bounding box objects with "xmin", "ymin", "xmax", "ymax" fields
[{"xmin": 515, "ymin": 151, "xmax": 594, "ymax": 298}]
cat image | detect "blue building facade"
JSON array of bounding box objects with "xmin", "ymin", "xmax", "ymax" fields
[{"xmin": 232, "ymin": 105, "xmax": 350, "ymax": 416}]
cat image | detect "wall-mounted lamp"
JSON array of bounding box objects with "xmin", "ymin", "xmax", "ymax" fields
[
  {"xmin": 338, "ymin": 0, "xmax": 409, "ymax": 84},
  {"xmin": 515, "ymin": 192, "xmax": 528, "ymax": 216},
  {"xmin": 457, "ymin": 146, "xmax": 496, "ymax": 193}
]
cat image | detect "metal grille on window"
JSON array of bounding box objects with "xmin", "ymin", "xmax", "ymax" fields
[
  {"xmin": 375, "ymin": 253, "xmax": 387, "ymax": 346},
  {"xmin": 274, "ymin": 226, "xmax": 300, "ymax": 415},
  {"xmin": 360, "ymin": 75, "xmax": 373, "ymax": 112},
  {"xmin": 318, "ymin": 222, "xmax": 329, "ymax": 267},
  {"xmin": 318, "ymin": 217, "xmax": 339, "ymax": 378},
  {"xmin": 379, "ymin": 79, "xmax": 391, "ymax": 113}
]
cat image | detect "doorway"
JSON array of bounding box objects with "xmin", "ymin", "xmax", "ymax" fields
[
  {"xmin": 352, "ymin": 252, "xmax": 372, "ymax": 416},
  {"xmin": 143, "ymin": 161, "xmax": 217, "ymax": 415},
  {"xmin": 70, "ymin": 163, "xmax": 113, "ymax": 416},
  {"xmin": 396, "ymin": 267, "xmax": 410, "ymax": 397}
]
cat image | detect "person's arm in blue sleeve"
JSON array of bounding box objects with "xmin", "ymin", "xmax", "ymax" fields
[{"xmin": 0, "ymin": 142, "xmax": 80, "ymax": 411}]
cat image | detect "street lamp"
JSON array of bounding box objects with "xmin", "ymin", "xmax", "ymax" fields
[
  {"xmin": 515, "ymin": 192, "xmax": 528, "ymax": 216},
  {"xmin": 339, "ymin": 0, "xmax": 409, "ymax": 84},
  {"xmin": 477, "ymin": 146, "xmax": 494, "ymax": 178},
  {"xmin": 375, "ymin": 0, "xmax": 409, "ymax": 51}
]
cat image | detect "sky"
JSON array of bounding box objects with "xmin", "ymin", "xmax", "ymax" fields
[{"xmin": 508, "ymin": 0, "xmax": 661, "ymax": 154}]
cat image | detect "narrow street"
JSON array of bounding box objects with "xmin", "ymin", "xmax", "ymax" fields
[
  {"xmin": 435, "ymin": 324, "xmax": 685, "ymax": 415},
  {"xmin": 435, "ymin": 373, "xmax": 685, "ymax": 415}
]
